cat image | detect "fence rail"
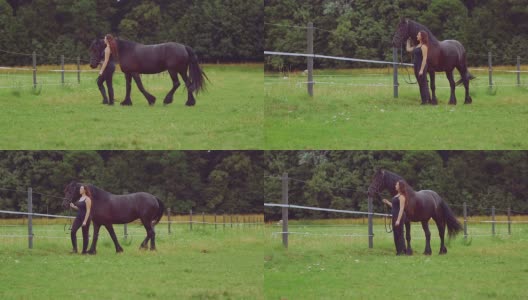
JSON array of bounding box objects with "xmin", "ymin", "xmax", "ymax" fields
[
  {"xmin": 265, "ymin": 22, "xmax": 527, "ymax": 98},
  {"xmin": 265, "ymin": 173, "xmax": 527, "ymax": 249},
  {"xmin": 0, "ymin": 186, "xmax": 264, "ymax": 249}
]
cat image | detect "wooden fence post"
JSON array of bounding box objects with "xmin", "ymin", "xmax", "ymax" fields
[
  {"xmin": 488, "ymin": 51, "xmax": 493, "ymax": 88},
  {"xmin": 491, "ymin": 206, "xmax": 495, "ymax": 236},
  {"xmin": 516, "ymin": 56, "xmax": 521, "ymax": 87},
  {"xmin": 307, "ymin": 22, "xmax": 314, "ymax": 97},
  {"xmin": 463, "ymin": 202, "xmax": 468, "ymax": 240},
  {"xmin": 282, "ymin": 172, "xmax": 289, "ymax": 248},
  {"xmin": 393, "ymin": 47, "xmax": 399, "ymax": 98},
  {"xmin": 32, "ymin": 51, "xmax": 37, "ymax": 89},
  {"xmin": 223, "ymin": 213, "xmax": 226, "ymax": 230},
  {"xmin": 61, "ymin": 55, "xmax": 64, "ymax": 85},
  {"xmin": 190, "ymin": 209, "xmax": 193, "ymax": 231},
  {"xmin": 214, "ymin": 212, "xmax": 217, "ymax": 230},
  {"xmin": 202, "ymin": 212, "xmax": 205, "ymax": 229},
  {"xmin": 28, "ymin": 187, "xmax": 33, "ymax": 249},
  {"xmin": 167, "ymin": 208, "xmax": 171, "ymax": 234},
  {"xmin": 124, "ymin": 223, "xmax": 128, "ymax": 240},
  {"xmin": 77, "ymin": 56, "xmax": 81, "ymax": 84},
  {"xmin": 368, "ymin": 196, "xmax": 373, "ymax": 249},
  {"xmin": 507, "ymin": 207, "xmax": 511, "ymax": 235}
]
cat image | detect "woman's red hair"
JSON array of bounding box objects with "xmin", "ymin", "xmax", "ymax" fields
[
  {"xmin": 419, "ymin": 31, "xmax": 429, "ymax": 46},
  {"xmin": 105, "ymin": 34, "xmax": 119, "ymax": 59}
]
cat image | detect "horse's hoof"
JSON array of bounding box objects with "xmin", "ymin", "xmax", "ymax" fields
[
  {"xmin": 423, "ymin": 251, "xmax": 432, "ymax": 256},
  {"xmin": 150, "ymin": 248, "xmax": 156, "ymax": 251},
  {"xmin": 406, "ymin": 248, "xmax": 413, "ymax": 256},
  {"xmin": 102, "ymin": 101, "xmax": 109, "ymax": 105},
  {"xmin": 87, "ymin": 250, "xmax": 96, "ymax": 255},
  {"xmin": 185, "ymin": 99, "xmax": 196, "ymax": 106},
  {"xmin": 464, "ymin": 98, "xmax": 472, "ymax": 104},
  {"xmin": 116, "ymin": 248, "xmax": 124, "ymax": 253}
]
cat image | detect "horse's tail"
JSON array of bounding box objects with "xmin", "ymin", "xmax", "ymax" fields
[
  {"xmin": 185, "ymin": 45, "xmax": 208, "ymax": 94},
  {"xmin": 153, "ymin": 197, "xmax": 165, "ymax": 226},
  {"xmin": 439, "ymin": 199, "xmax": 462, "ymax": 239}
]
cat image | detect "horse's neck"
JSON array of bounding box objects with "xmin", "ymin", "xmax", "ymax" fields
[{"xmin": 411, "ymin": 22, "xmax": 440, "ymax": 44}]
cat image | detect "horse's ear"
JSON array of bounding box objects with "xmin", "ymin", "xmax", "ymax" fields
[{"xmin": 405, "ymin": 18, "xmax": 409, "ymax": 24}]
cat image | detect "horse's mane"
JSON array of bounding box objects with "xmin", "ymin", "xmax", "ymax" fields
[{"xmin": 408, "ymin": 20, "xmax": 440, "ymax": 45}]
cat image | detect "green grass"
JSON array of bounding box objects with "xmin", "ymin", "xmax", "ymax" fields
[
  {"xmin": 0, "ymin": 224, "xmax": 263, "ymax": 299},
  {"xmin": 265, "ymin": 68, "xmax": 528, "ymax": 149},
  {"xmin": 264, "ymin": 221, "xmax": 528, "ymax": 299},
  {"xmin": 0, "ymin": 64, "xmax": 263, "ymax": 149}
]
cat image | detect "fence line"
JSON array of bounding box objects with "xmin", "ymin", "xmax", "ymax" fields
[
  {"xmin": 265, "ymin": 22, "xmax": 527, "ymax": 98},
  {"xmin": 264, "ymin": 203, "xmax": 391, "ymax": 217}
]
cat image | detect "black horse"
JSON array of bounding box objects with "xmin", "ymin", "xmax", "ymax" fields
[
  {"xmin": 392, "ymin": 18, "xmax": 475, "ymax": 105},
  {"xmin": 89, "ymin": 38, "xmax": 207, "ymax": 106},
  {"xmin": 63, "ymin": 182, "xmax": 164, "ymax": 254},
  {"xmin": 368, "ymin": 169, "xmax": 462, "ymax": 255}
]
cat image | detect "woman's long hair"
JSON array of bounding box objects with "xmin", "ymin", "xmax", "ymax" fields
[
  {"xmin": 418, "ymin": 30, "xmax": 429, "ymax": 47},
  {"xmin": 396, "ymin": 180, "xmax": 413, "ymax": 209},
  {"xmin": 105, "ymin": 34, "xmax": 119, "ymax": 59},
  {"xmin": 81, "ymin": 185, "xmax": 93, "ymax": 200}
]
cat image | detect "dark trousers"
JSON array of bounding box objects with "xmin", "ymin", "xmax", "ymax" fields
[
  {"xmin": 71, "ymin": 216, "xmax": 91, "ymax": 253},
  {"xmin": 392, "ymin": 216, "xmax": 407, "ymax": 255},
  {"xmin": 414, "ymin": 65, "xmax": 431, "ymax": 103},
  {"xmin": 97, "ymin": 64, "xmax": 115, "ymax": 104}
]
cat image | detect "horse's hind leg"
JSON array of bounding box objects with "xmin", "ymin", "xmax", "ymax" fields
[
  {"xmin": 446, "ymin": 71, "xmax": 457, "ymax": 105},
  {"xmin": 132, "ymin": 73, "xmax": 156, "ymax": 106},
  {"xmin": 421, "ymin": 221, "xmax": 432, "ymax": 255},
  {"xmin": 140, "ymin": 218, "xmax": 156, "ymax": 250},
  {"xmin": 457, "ymin": 66, "xmax": 473, "ymax": 104},
  {"xmin": 163, "ymin": 69, "xmax": 181, "ymax": 105},
  {"xmin": 434, "ymin": 217, "xmax": 448, "ymax": 254},
  {"xmin": 180, "ymin": 71, "xmax": 196, "ymax": 106},
  {"xmin": 405, "ymin": 221, "xmax": 413, "ymax": 255},
  {"xmin": 104, "ymin": 224, "xmax": 124, "ymax": 253}
]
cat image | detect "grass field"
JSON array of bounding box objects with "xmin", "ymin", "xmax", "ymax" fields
[
  {"xmin": 0, "ymin": 223, "xmax": 264, "ymax": 299},
  {"xmin": 264, "ymin": 219, "xmax": 528, "ymax": 299},
  {"xmin": 265, "ymin": 67, "xmax": 528, "ymax": 149},
  {"xmin": 0, "ymin": 64, "xmax": 263, "ymax": 149}
]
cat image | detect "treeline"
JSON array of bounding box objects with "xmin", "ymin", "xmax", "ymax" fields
[
  {"xmin": 264, "ymin": 151, "xmax": 528, "ymax": 220},
  {"xmin": 0, "ymin": 0, "xmax": 263, "ymax": 65},
  {"xmin": 0, "ymin": 151, "xmax": 263, "ymax": 215},
  {"xmin": 265, "ymin": 0, "xmax": 528, "ymax": 70}
]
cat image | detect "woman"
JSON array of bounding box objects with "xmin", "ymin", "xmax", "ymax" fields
[
  {"xmin": 406, "ymin": 31, "xmax": 431, "ymax": 104},
  {"xmin": 97, "ymin": 34, "xmax": 118, "ymax": 105},
  {"xmin": 69, "ymin": 185, "xmax": 92, "ymax": 254},
  {"xmin": 382, "ymin": 180, "xmax": 408, "ymax": 255}
]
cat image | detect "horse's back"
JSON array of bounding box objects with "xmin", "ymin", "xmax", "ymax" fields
[{"xmin": 122, "ymin": 42, "xmax": 189, "ymax": 74}]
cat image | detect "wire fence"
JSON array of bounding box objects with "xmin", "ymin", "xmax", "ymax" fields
[{"xmin": 265, "ymin": 22, "xmax": 528, "ymax": 98}]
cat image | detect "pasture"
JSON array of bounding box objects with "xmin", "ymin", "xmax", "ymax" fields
[
  {"xmin": 0, "ymin": 221, "xmax": 264, "ymax": 299},
  {"xmin": 264, "ymin": 67, "xmax": 528, "ymax": 149},
  {"xmin": 264, "ymin": 219, "xmax": 528, "ymax": 299},
  {"xmin": 0, "ymin": 64, "xmax": 263, "ymax": 149}
]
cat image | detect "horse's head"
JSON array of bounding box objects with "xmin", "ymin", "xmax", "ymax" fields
[
  {"xmin": 367, "ymin": 169, "xmax": 385, "ymax": 199},
  {"xmin": 89, "ymin": 39, "xmax": 105, "ymax": 69},
  {"xmin": 392, "ymin": 18, "xmax": 411, "ymax": 47},
  {"xmin": 63, "ymin": 181, "xmax": 82, "ymax": 208}
]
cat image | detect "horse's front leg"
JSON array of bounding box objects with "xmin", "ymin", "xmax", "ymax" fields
[
  {"xmin": 120, "ymin": 72, "xmax": 133, "ymax": 106},
  {"xmin": 87, "ymin": 222, "xmax": 101, "ymax": 255},
  {"xmin": 105, "ymin": 224, "xmax": 124, "ymax": 253},
  {"xmin": 405, "ymin": 221, "xmax": 413, "ymax": 255},
  {"xmin": 131, "ymin": 73, "xmax": 156, "ymax": 106},
  {"xmin": 429, "ymin": 71, "xmax": 438, "ymax": 105}
]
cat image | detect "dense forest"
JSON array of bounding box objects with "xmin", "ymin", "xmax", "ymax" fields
[
  {"xmin": 0, "ymin": 0, "xmax": 263, "ymax": 65},
  {"xmin": 264, "ymin": 151, "xmax": 528, "ymax": 219},
  {"xmin": 265, "ymin": 0, "xmax": 528, "ymax": 70},
  {"xmin": 0, "ymin": 151, "xmax": 263, "ymax": 215}
]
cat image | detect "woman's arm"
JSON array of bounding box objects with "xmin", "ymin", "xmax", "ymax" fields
[
  {"xmin": 82, "ymin": 198, "xmax": 92, "ymax": 226},
  {"xmin": 99, "ymin": 47, "xmax": 110, "ymax": 76},
  {"xmin": 396, "ymin": 196, "xmax": 406, "ymax": 226},
  {"xmin": 69, "ymin": 202, "xmax": 78, "ymax": 210},
  {"xmin": 382, "ymin": 198, "xmax": 392, "ymax": 207},
  {"xmin": 419, "ymin": 45, "xmax": 428, "ymax": 75},
  {"xmin": 406, "ymin": 38, "xmax": 413, "ymax": 52}
]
